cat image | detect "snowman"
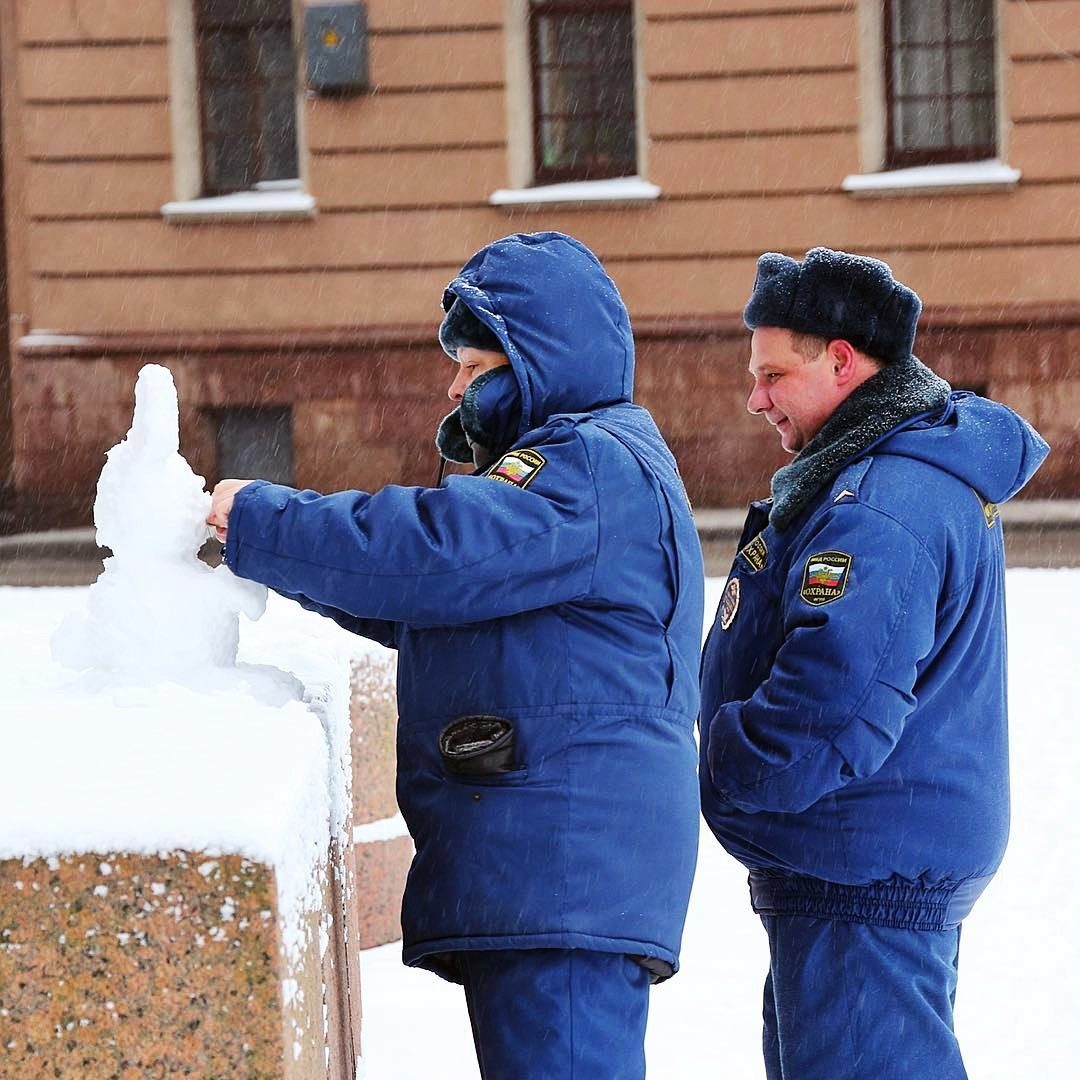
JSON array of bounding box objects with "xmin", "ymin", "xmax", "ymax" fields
[{"xmin": 53, "ymin": 364, "xmax": 266, "ymax": 680}]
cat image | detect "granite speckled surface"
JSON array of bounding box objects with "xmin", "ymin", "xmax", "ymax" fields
[
  {"xmin": 349, "ymin": 656, "xmax": 409, "ymax": 949},
  {"xmin": 350, "ymin": 656, "xmax": 398, "ymax": 825},
  {"xmin": 0, "ymin": 852, "xmax": 284, "ymax": 1077}
]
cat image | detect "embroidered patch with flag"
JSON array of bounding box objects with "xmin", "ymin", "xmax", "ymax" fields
[
  {"xmin": 739, "ymin": 534, "xmax": 768, "ymax": 573},
  {"xmin": 486, "ymin": 448, "xmax": 547, "ymax": 489},
  {"xmin": 800, "ymin": 551, "xmax": 853, "ymax": 606},
  {"xmin": 720, "ymin": 577, "xmax": 741, "ymax": 630}
]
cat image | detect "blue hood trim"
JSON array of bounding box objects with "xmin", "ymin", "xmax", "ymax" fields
[
  {"xmin": 441, "ymin": 232, "xmax": 634, "ymax": 439},
  {"xmin": 882, "ymin": 391, "xmax": 1050, "ymax": 505}
]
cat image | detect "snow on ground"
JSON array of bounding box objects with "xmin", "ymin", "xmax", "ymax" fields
[{"xmin": 358, "ymin": 569, "xmax": 1080, "ymax": 1079}]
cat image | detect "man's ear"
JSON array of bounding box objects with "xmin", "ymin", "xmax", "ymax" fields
[{"xmin": 826, "ymin": 339, "xmax": 858, "ymax": 384}]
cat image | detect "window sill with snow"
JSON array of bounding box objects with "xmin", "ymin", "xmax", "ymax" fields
[
  {"xmin": 489, "ymin": 175, "xmax": 661, "ymax": 211},
  {"xmin": 841, "ymin": 159, "xmax": 1021, "ymax": 199},
  {"xmin": 161, "ymin": 180, "xmax": 317, "ymax": 224}
]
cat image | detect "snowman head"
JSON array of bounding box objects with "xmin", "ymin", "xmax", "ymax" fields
[{"xmin": 94, "ymin": 365, "xmax": 211, "ymax": 561}]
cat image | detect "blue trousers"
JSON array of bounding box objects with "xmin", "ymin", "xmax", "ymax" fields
[
  {"xmin": 457, "ymin": 949, "xmax": 651, "ymax": 1079},
  {"xmin": 761, "ymin": 916, "xmax": 967, "ymax": 1080}
]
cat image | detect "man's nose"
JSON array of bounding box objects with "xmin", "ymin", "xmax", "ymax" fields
[
  {"xmin": 747, "ymin": 382, "xmax": 769, "ymax": 415},
  {"xmin": 448, "ymin": 369, "xmax": 466, "ymax": 402}
]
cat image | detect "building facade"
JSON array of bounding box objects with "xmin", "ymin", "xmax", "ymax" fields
[{"xmin": 1, "ymin": 0, "xmax": 1077, "ymax": 530}]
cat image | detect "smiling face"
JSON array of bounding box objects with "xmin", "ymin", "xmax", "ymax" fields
[
  {"xmin": 746, "ymin": 327, "xmax": 851, "ymax": 454},
  {"xmin": 447, "ymin": 346, "xmax": 510, "ymax": 403}
]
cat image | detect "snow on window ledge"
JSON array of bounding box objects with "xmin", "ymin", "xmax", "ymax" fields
[
  {"xmin": 489, "ymin": 175, "xmax": 661, "ymax": 209},
  {"xmin": 162, "ymin": 180, "xmax": 316, "ymax": 223},
  {"xmin": 841, "ymin": 159, "xmax": 1021, "ymax": 198}
]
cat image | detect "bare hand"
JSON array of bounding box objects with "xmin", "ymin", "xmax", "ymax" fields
[{"xmin": 207, "ymin": 479, "xmax": 255, "ymax": 543}]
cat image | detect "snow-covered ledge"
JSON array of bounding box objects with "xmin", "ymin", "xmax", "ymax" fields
[
  {"xmin": 842, "ymin": 159, "xmax": 1021, "ymax": 198},
  {"xmin": 489, "ymin": 175, "xmax": 661, "ymax": 210},
  {"xmin": 162, "ymin": 179, "xmax": 316, "ymax": 223}
]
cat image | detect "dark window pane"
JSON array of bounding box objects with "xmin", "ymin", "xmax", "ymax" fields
[
  {"xmin": 215, "ymin": 408, "xmax": 294, "ymax": 486},
  {"xmin": 255, "ymin": 26, "xmax": 295, "ymax": 78},
  {"xmin": 593, "ymin": 62, "xmax": 635, "ymax": 117},
  {"xmin": 952, "ymin": 96, "xmax": 996, "ymax": 149},
  {"xmin": 896, "ymin": 45, "xmax": 948, "ymax": 98},
  {"xmin": 893, "ymin": 0, "xmax": 945, "ymax": 44},
  {"xmin": 203, "ymin": 31, "xmax": 251, "ymax": 81},
  {"xmin": 205, "ymin": 84, "xmax": 253, "ymax": 135},
  {"xmin": 206, "ymin": 134, "xmax": 257, "ymax": 191},
  {"xmin": 950, "ymin": 0, "xmax": 994, "ymax": 39},
  {"xmin": 258, "ymin": 83, "xmax": 299, "ymax": 179},
  {"xmin": 199, "ymin": 0, "xmax": 290, "ymax": 29},
  {"xmin": 951, "ymin": 44, "xmax": 995, "ymax": 94},
  {"xmin": 895, "ymin": 99, "xmax": 950, "ymax": 150},
  {"xmin": 198, "ymin": 0, "xmax": 298, "ymax": 192},
  {"xmin": 887, "ymin": 0, "xmax": 997, "ymax": 164},
  {"xmin": 532, "ymin": 3, "xmax": 636, "ymax": 181}
]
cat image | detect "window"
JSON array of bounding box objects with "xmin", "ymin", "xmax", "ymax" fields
[
  {"xmin": 529, "ymin": 1, "xmax": 637, "ymax": 183},
  {"xmin": 195, "ymin": 0, "xmax": 299, "ymax": 195},
  {"xmin": 885, "ymin": 0, "xmax": 997, "ymax": 168},
  {"xmin": 214, "ymin": 407, "xmax": 294, "ymax": 486}
]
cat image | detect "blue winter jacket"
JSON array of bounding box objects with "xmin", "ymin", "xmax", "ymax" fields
[
  {"xmin": 225, "ymin": 232, "xmax": 704, "ymax": 980},
  {"xmin": 700, "ymin": 392, "xmax": 1048, "ymax": 928}
]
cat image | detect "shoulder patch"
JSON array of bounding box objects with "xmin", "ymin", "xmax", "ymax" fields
[
  {"xmin": 800, "ymin": 550, "xmax": 853, "ymax": 606},
  {"xmin": 485, "ymin": 448, "xmax": 547, "ymax": 489},
  {"xmin": 739, "ymin": 533, "xmax": 768, "ymax": 572},
  {"xmin": 720, "ymin": 577, "xmax": 741, "ymax": 630}
]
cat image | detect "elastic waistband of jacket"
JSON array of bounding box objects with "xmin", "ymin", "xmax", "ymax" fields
[{"xmin": 748, "ymin": 870, "xmax": 994, "ymax": 930}]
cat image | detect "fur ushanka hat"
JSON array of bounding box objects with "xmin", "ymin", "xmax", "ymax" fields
[
  {"xmin": 439, "ymin": 297, "xmax": 503, "ymax": 358},
  {"xmin": 743, "ymin": 247, "xmax": 922, "ymax": 364}
]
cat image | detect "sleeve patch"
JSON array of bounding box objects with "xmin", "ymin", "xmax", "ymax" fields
[
  {"xmin": 800, "ymin": 550, "xmax": 853, "ymax": 606},
  {"xmin": 485, "ymin": 448, "xmax": 547, "ymax": 489},
  {"xmin": 739, "ymin": 533, "xmax": 768, "ymax": 572}
]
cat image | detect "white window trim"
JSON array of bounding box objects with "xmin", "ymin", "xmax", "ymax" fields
[
  {"xmin": 164, "ymin": 0, "xmax": 313, "ymax": 223},
  {"xmin": 490, "ymin": 175, "xmax": 660, "ymax": 209},
  {"xmin": 500, "ymin": 0, "xmax": 652, "ymax": 201},
  {"xmin": 849, "ymin": 0, "xmax": 1016, "ymax": 197},
  {"xmin": 162, "ymin": 181, "xmax": 317, "ymax": 222},
  {"xmin": 842, "ymin": 158, "xmax": 1020, "ymax": 197}
]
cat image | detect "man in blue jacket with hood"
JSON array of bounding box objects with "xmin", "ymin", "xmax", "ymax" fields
[
  {"xmin": 208, "ymin": 232, "xmax": 704, "ymax": 1078},
  {"xmin": 700, "ymin": 247, "xmax": 1049, "ymax": 1079}
]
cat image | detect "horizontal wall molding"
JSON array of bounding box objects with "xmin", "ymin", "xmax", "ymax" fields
[
  {"xmin": 18, "ymin": 302, "xmax": 1080, "ymax": 360},
  {"xmin": 652, "ymin": 65, "xmax": 855, "ymax": 83},
  {"xmin": 646, "ymin": 5, "xmax": 854, "ymax": 23},
  {"xmin": 311, "ymin": 141, "xmax": 505, "ymax": 157},
  {"xmin": 370, "ymin": 24, "xmax": 501, "ymax": 37},
  {"xmin": 653, "ymin": 125, "xmax": 857, "ymax": 141},
  {"xmin": 21, "ymin": 38, "xmax": 168, "ymax": 49}
]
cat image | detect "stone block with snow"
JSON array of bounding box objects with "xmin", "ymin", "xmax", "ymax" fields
[{"xmin": 0, "ymin": 367, "xmax": 361, "ymax": 1077}]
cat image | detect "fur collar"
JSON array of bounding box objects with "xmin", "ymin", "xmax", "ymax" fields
[{"xmin": 770, "ymin": 356, "xmax": 951, "ymax": 530}]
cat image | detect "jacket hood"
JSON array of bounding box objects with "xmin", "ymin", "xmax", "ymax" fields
[
  {"xmin": 880, "ymin": 391, "xmax": 1049, "ymax": 504},
  {"xmin": 441, "ymin": 232, "xmax": 634, "ymax": 437}
]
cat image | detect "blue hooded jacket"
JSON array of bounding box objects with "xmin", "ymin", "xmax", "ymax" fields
[
  {"xmin": 700, "ymin": 387, "xmax": 1048, "ymax": 928},
  {"xmin": 225, "ymin": 233, "xmax": 705, "ymax": 979}
]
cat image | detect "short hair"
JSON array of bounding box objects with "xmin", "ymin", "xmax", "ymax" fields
[{"xmin": 790, "ymin": 331, "xmax": 828, "ymax": 362}]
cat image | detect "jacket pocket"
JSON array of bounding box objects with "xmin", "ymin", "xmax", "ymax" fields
[{"xmin": 439, "ymin": 714, "xmax": 528, "ymax": 784}]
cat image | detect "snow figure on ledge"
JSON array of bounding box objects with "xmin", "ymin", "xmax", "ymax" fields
[{"xmin": 53, "ymin": 364, "xmax": 266, "ymax": 680}]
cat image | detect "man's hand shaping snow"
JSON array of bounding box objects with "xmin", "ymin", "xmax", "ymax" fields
[{"xmin": 208, "ymin": 479, "xmax": 255, "ymax": 542}]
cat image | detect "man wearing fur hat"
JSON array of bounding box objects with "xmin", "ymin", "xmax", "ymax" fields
[
  {"xmin": 209, "ymin": 232, "xmax": 704, "ymax": 1077},
  {"xmin": 699, "ymin": 247, "xmax": 1048, "ymax": 1079}
]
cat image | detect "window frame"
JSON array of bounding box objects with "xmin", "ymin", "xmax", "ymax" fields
[
  {"xmin": 883, "ymin": 0, "xmax": 998, "ymax": 169},
  {"xmin": 527, "ymin": 0, "xmax": 638, "ymax": 185},
  {"xmin": 194, "ymin": 0, "xmax": 301, "ymax": 197}
]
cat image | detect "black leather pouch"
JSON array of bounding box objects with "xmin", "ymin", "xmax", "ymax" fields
[{"xmin": 439, "ymin": 715, "xmax": 517, "ymax": 777}]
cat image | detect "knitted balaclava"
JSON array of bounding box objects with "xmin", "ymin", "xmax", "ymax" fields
[{"xmin": 435, "ymin": 298, "xmax": 522, "ymax": 469}]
